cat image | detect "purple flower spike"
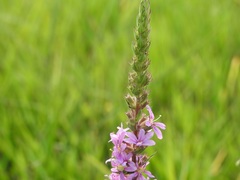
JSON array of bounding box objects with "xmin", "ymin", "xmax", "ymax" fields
[
  {"xmin": 145, "ymin": 105, "xmax": 166, "ymax": 139},
  {"xmin": 125, "ymin": 129, "xmax": 155, "ymax": 147},
  {"xmin": 106, "ymin": 0, "xmax": 167, "ymax": 178}
]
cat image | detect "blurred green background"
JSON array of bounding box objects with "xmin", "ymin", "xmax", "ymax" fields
[{"xmin": 0, "ymin": 0, "xmax": 240, "ymax": 179}]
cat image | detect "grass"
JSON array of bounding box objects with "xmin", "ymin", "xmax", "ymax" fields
[{"xmin": 0, "ymin": 0, "xmax": 240, "ymax": 179}]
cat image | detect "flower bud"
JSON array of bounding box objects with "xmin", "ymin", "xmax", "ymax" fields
[{"xmin": 125, "ymin": 94, "xmax": 137, "ymax": 109}]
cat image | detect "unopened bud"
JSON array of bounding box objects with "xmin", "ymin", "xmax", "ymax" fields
[
  {"xmin": 139, "ymin": 91, "xmax": 148, "ymax": 104},
  {"xmin": 125, "ymin": 94, "xmax": 137, "ymax": 108},
  {"xmin": 126, "ymin": 110, "xmax": 134, "ymax": 120}
]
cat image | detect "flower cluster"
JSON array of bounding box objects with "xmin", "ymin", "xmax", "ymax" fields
[
  {"xmin": 106, "ymin": 106, "xmax": 166, "ymax": 180},
  {"xmin": 106, "ymin": 0, "xmax": 166, "ymax": 179}
]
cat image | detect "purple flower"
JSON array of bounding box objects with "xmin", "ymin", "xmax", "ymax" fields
[
  {"xmin": 109, "ymin": 152, "xmax": 133, "ymax": 180},
  {"xmin": 110, "ymin": 123, "xmax": 129, "ymax": 146},
  {"xmin": 125, "ymin": 155, "xmax": 155, "ymax": 180},
  {"xmin": 112, "ymin": 143, "xmax": 127, "ymax": 159},
  {"xmin": 108, "ymin": 124, "xmax": 129, "ymax": 159},
  {"xmin": 106, "ymin": 173, "xmax": 127, "ymax": 180},
  {"xmin": 111, "ymin": 152, "xmax": 132, "ymax": 168},
  {"xmin": 125, "ymin": 129, "xmax": 155, "ymax": 147},
  {"xmin": 145, "ymin": 105, "xmax": 166, "ymax": 139}
]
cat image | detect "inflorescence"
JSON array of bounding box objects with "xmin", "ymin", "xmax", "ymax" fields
[{"xmin": 106, "ymin": 0, "xmax": 166, "ymax": 179}]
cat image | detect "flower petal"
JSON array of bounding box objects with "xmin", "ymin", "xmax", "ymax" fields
[
  {"xmin": 125, "ymin": 165, "xmax": 137, "ymax": 172},
  {"xmin": 153, "ymin": 126, "xmax": 163, "ymax": 139},
  {"xmin": 138, "ymin": 129, "xmax": 145, "ymax": 141},
  {"xmin": 154, "ymin": 122, "xmax": 166, "ymax": 129},
  {"xmin": 146, "ymin": 105, "xmax": 155, "ymax": 120},
  {"xmin": 127, "ymin": 172, "xmax": 138, "ymax": 180},
  {"xmin": 142, "ymin": 139, "xmax": 155, "ymax": 146},
  {"xmin": 126, "ymin": 132, "xmax": 137, "ymax": 142},
  {"xmin": 119, "ymin": 172, "xmax": 126, "ymax": 180},
  {"xmin": 144, "ymin": 170, "xmax": 155, "ymax": 178},
  {"xmin": 144, "ymin": 131, "xmax": 154, "ymax": 140},
  {"xmin": 124, "ymin": 138, "xmax": 136, "ymax": 144},
  {"xmin": 145, "ymin": 120, "xmax": 152, "ymax": 127}
]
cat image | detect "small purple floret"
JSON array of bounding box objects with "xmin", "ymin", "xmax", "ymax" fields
[
  {"xmin": 125, "ymin": 129, "xmax": 155, "ymax": 147},
  {"xmin": 145, "ymin": 105, "xmax": 166, "ymax": 139}
]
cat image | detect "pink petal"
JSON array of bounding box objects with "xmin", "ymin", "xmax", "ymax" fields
[
  {"xmin": 127, "ymin": 172, "xmax": 138, "ymax": 180},
  {"xmin": 154, "ymin": 122, "xmax": 166, "ymax": 129},
  {"xmin": 119, "ymin": 172, "xmax": 126, "ymax": 180},
  {"xmin": 144, "ymin": 131, "xmax": 154, "ymax": 140},
  {"xmin": 124, "ymin": 138, "xmax": 136, "ymax": 144},
  {"xmin": 144, "ymin": 170, "xmax": 155, "ymax": 178},
  {"xmin": 138, "ymin": 174, "xmax": 145, "ymax": 180},
  {"xmin": 126, "ymin": 132, "xmax": 137, "ymax": 142},
  {"xmin": 125, "ymin": 166, "xmax": 137, "ymax": 172},
  {"xmin": 145, "ymin": 120, "xmax": 152, "ymax": 127},
  {"xmin": 142, "ymin": 139, "xmax": 155, "ymax": 146},
  {"xmin": 146, "ymin": 105, "xmax": 155, "ymax": 120},
  {"xmin": 153, "ymin": 126, "xmax": 163, "ymax": 139},
  {"xmin": 138, "ymin": 129, "xmax": 145, "ymax": 140}
]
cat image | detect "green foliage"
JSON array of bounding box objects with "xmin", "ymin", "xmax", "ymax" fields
[{"xmin": 0, "ymin": 0, "xmax": 239, "ymax": 179}]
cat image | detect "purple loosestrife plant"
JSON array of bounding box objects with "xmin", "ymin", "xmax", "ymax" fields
[{"xmin": 106, "ymin": 0, "xmax": 166, "ymax": 179}]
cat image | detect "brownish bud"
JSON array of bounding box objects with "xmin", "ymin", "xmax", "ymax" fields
[{"xmin": 125, "ymin": 94, "xmax": 137, "ymax": 109}]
